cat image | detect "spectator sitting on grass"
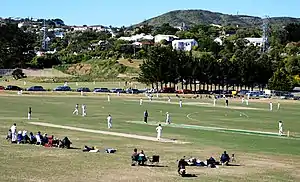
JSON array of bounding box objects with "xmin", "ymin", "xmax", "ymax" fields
[
  {"xmin": 131, "ymin": 148, "xmax": 139, "ymax": 165},
  {"xmin": 29, "ymin": 132, "xmax": 36, "ymax": 144},
  {"xmin": 42, "ymin": 133, "xmax": 48, "ymax": 145},
  {"xmin": 61, "ymin": 137, "xmax": 72, "ymax": 149},
  {"xmin": 6, "ymin": 129, "xmax": 12, "ymax": 141},
  {"xmin": 22, "ymin": 130, "xmax": 30, "ymax": 144},
  {"xmin": 220, "ymin": 151, "xmax": 230, "ymax": 166},
  {"xmin": 17, "ymin": 131, "xmax": 23, "ymax": 144},
  {"xmin": 36, "ymin": 132, "xmax": 42, "ymax": 145},
  {"xmin": 138, "ymin": 150, "xmax": 147, "ymax": 165}
]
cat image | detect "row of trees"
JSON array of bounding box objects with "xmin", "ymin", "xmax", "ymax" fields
[{"xmin": 139, "ymin": 44, "xmax": 299, "ymax": 91}]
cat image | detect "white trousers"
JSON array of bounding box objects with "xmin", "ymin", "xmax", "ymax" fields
[
  {"xmin": 28, "ymin": 113, "xmax": 31, "ymax": 120},
  {"xmin": 108, "ymin": 121, "xmax": 112, "ymax": 128},
  {"xmin": 73, "ymin": 109, "xmax": 78, "ymax": 115},
  {"xmin": 12, "ymin": 133, "xmax": 17, "ymax": 142},
  {"xmin": 82, "ymin": 110, "xmax": 86, "ymax": 116},
  {"xmin": 157, "ymin": 132, "xmax": 161, "ymax": 140},
  {"xmin": 279, "ymin": 127, "xmax": 283, "ymax": 135}
]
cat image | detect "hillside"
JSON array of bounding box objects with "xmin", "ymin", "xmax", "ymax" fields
[{"xmin": 137, "ymin": 9, "xmax": 300, "ymax": 27}]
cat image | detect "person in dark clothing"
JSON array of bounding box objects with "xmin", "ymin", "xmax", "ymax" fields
[
  {"xmin": 178, "ymin": 158, "xmax": 188, "ymax": 175},
  {"xmin": 61, "ymin": 137, "xmax": 72, "ymax": 149},
  {"xmin": 144, "ymin": 110, "xmax": 148, "ymax": 123},
  {"xmin": 220, "ymin": 151, "xmax": 230, "ymax": 165},
  {"xmin": 225, "ymin": 98, "xmax": 229, "ymax": 107},
  {"xmin": 29, "ymin": 132, "xmax": 36, "ymax": 144},
  {"xmin": 6, "ymin": 129, "xmax": 12, "ymax": 140},
  {"xmin": 131, "ymin": 148, "xmax": 139, "ymax": 166}
]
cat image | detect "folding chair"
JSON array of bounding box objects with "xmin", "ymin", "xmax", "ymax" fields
[{"xmin": 149, "ymin": 155, "xmax": 160, "ymax": 164}]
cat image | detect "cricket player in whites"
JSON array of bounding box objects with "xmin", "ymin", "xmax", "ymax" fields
[
  {"xmin": 107, "ymin": 94, "xmax": 111, "ymax": 102},
  {"xmin": 107, "ymin": 114, "xmax": 112, "ymax": 129},
  {"xmin": 242, "ymin": 97, "xmax": 245, "ymax": 104},
  {"xmin": 179, "ymin": 99, "xmax": 182, "ymax": 108},
  {"xmin": 73, "ymin": 104, "xmax": 79, "ymax": 115},
  {"xmin": 156, "ymin": 124, "xmax": 163, "ymax": 140},
  {"xmin": 278, "ymin": 121, "xmax": 283, "ymax": 136},
  {"xmin": 82, "ymin": 104, "xmax": 87, "ymax": 117},
  {"xmin": 269, "ymin": 101, "xmax": 273, "ymax": 111},
  {"xmin": 11, "ymin": 123, "xmax": 17, "ymax": 143},
  {"xmin": 277, "ymin": 102, "xmax": 280, "ymax": 110},
  {"xmin": 213, "ymin": 96, "xmax": 217, "ymax": 106},
  {"xmin": 168, "ymin": 96, "xmax": 171, "ymax": 103},
  {"xmin": 28, "ymin": 107, "xmax": 32, "ymax": 120},
  {"xmin": 140, "ymin": 98, "xmax": 143, "ymax": 106},
  {"xmin": 166, "ymin": 112, "xmax": 171, "ymax": 124}
]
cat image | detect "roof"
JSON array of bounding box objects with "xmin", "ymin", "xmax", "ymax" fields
[
  {"xmin": 245, "ymin": 37, "xmax": 263, "ymax": 42},
  {"xmin": 172, "ymin": 39, "xmax": 197, "ymax": 43}
]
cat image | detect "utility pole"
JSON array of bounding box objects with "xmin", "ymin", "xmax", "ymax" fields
[{"xmin": 42, "ymin": 19, "xmax": 48, "ymax": 51}]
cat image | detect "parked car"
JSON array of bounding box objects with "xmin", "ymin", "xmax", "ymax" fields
[
  {"xmin": 93, "ymin": 88, "xmax": 110, "ymax": 93},
  {"xmin": 159, "ymin": 87, "xmax": 175, "ymax": 93},
  {"xmin": 0, "ymin": 86, "xmax": 5, "ymax": 90},
  {"xmin": 195, "ymin": 90, "xmax": 210, "ymax": 94},
  {"xmin": 176, "ymin": 89, "xmax": 193, "ymax": 94},
  {"xmin": 53, "ymin": 86, "xmax": 71, "ymax": 91},
  {"xmin": 110, "ymin": 88, "xmax": 124, "ymax": 93},
  {"xmin": 5, "ymin": 85, "xmax": 22, "ymax": 91},
  {"xmin": 27, "ymin": 86, "xmax": 46, "ymax": 91},
  {"xmin": 126, "ymin": 88, "xmax": 140, "ymax": 94},
  {"xmin": 237, "ymin": 90, "xmax": 249, "ymax": 97},
  {"xmin": 77, "ymin": 87, "xmax": 91, "ymax": 92}
]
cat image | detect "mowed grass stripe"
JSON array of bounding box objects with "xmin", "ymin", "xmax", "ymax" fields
[{"xmin": 125, "ymin": 121, "xmax": 300, "ymax": 140}]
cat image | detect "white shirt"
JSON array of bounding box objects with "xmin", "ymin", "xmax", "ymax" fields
[
  {"xmin": 11, "ymin": 125, "xmax": 16, "ymax": 133},
  {"xmin": 36, "ymin": 134, "xmax": 41, "ymax": 143},
  {"xmin": 156, "ymin": 126, "xmax": 162, "ymax": 133},
  {"xmin": 279, "ymin": 122, "xmax": 283, "ymax": 129},
  {"xmin": 22, "ymin": 130, "xmax": 27, "ymax": 136},
  {"xmin": 166, "ymin": 113, "xmax": 170, "ymax": 119},
  {"xmin": 107, "ymin": 116, "xmax": 112, "ymax": 122}
]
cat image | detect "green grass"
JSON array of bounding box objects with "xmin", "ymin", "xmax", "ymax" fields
[{"xmin": 0, "ymin": 93, "xmax": 300, "ymax": 181}]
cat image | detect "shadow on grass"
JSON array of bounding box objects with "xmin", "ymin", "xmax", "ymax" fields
[
  {"xmin": 132, "ymin": 164, "xmax": 168, "ymax": 168},
  {"xmin": 181, "ymin": 174, "xmax": 197, "ymax": 178},
  {"xmin": 227, "ymin": 164, "xmax": 241, "ymax": 167}
]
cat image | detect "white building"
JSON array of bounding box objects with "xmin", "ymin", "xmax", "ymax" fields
[
  {"xmin": 118, "ymin": 33, "xmax": 154, "ymax": 42},
  {"xmin": 245, "ymin": 38, "xmax": 264, "ymax": 47},
  {"xmin": 154, "ymin": 34, "xmax": 178, "ymax": 43},
  {"xmin": 172, "ymin": 39, "xmax": 198, "ymax": 51},
  {"xmin": 72, "ymin": 26, "xmax": 89, "ymax": 32},
  {"xmin": 214, "ymin": 37, "xmax": 223, "ymax": 45}
]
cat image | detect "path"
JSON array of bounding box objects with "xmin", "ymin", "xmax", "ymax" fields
[{"xmin": 28, "ymin": 122, "xmax": 189, "ymax": 144}]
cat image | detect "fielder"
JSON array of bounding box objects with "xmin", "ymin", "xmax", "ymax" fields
[
  {"xmin": 179, "ymin": 99, "xmax": 182, "ymax": 108},
  {"xmin": 166, "ymin": 112, "xmax": 171, "ymax": 124},
  {"xmin": 245, "ymin": 99, "xmax": 249, "ymax": 106},
  {"xmin": 28, "ymin": 107, "xmax": 32, "ymax": 120},
  {"xmin": 213, "ymin": 97, "xmax": 217, "ymax": 106},
  {"xmin": 107, "ymin": 94, "xmax": 110, "ymax": 102},
  {"xmin": 107, "ymin": 114, "xmax": 112, "ymax": 129},
  {"xmin": 140, "ymin": 98, "xmax": 143, "ymax": 105},
  {"xmin": 225, "ymin": 98, "xmax": 229, "ymax": 107},
  {"xmin": 242, "ymin": 97, "xmax": 245, "ymax": 104},
  {"xmin": 82, "ymin": 104, "xmax": 87, "ymax": 117},
  {"xmin": 278, "ymin": 121, "xmax": 283, "ymax": 136},
  {"xmin": 156, "ymin": 124, "xmax": 163, "ymax": 140},
  {"xmin": 168, "ymin": 96, "xmax": 171, "ymax": 103},
  {"xmin": 73, "ymin": 104, "xmax": 79, "ymax": 115},
  {"xmin": 10, "ymin": 123, "xmax": 17, "ymax": 143},
  {"xmin": 277, "ymin": 102, "xmax": 280, "ymax": 110},
  {"xmin": 269, "ymin": 102, "xmax": 273, "ymax": 111}
]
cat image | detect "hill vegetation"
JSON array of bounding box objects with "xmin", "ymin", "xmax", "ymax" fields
[{"xmin": 137, "ymin": 9, "xmax": 300, "ymax": 27}]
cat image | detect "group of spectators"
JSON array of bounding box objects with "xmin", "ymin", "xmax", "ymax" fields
[{"xmin": 6, "ymin": 123, "xmax": 72, "ymax": 149}]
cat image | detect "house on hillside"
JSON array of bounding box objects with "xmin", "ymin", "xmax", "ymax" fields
[
  {"xmin": 154, "ymin": 34, "xmax": 178, "ymax": 43},
  {"xmin": 118, "ymin": 33, "xmax": 154, "ymax": 42},
  {"xmin": 172, "ymin": 39, "xmax": 198, "ymax": 51},
  {"xmin": 245, "ymin": 37, "xmax": 264, "ymax": 47},
  {"xmin": 214, "ymin": 37, "xmax": 223, "ymax": 45}
]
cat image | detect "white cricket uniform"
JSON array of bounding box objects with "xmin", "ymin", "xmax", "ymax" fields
[
  {"xmin": 166, "ymin": 113, "xmax": 170, "ymax": 124},
  {"xmin": 107, "ymin": 95, "xmax": 110, "ymax": 102},
  {"xmin": 168, "ymin": 97, "xmax": 171, "ymax": 102},
  {"xmin": 80, "ymin": 91, "xmax": 84, "ymax": 96},
  {"xmin": 11, "ymin": 125, "xmax": 17, "ymax": 142},
  {"xmin": 179, "ymin": 100, "xmax": 182, "ymax": 108},
  {"xmin": 107, "ymin": 116, "xmax": 112, "ymax": 128},
  {"xmin": 156, "ymin": 126, "xmax": 162, "ymax": 140},
  {"xmin": 73, "ymin": 105, "xmax": 79, "ymax": 115},
  {"xmin": 213, "ymin": 98, "xmax": 216, "ymax": 106},
  {"xmin": 140, "ymin": 99, "xmax": 143, "ymax": 105},
  {"xmin": 242, "ymin": 98, "xmax": 245, "ymax": 104},
  {"xmin": 279, "ymin": 122, "xmax": 283, "ymax": 135},
  {"xmin": 277, "ymin": 103, "xmax": 280, "ymax": 110},
  {"xmin": 246, "ymin": 99, "xmax": 249, "ymax": 106},
  {"xmin": 270, "ymin": 102, "xmax": 273, "ymax": 111},
  {"xmin": 82, "ymin": 105, "xmax": 86, "ymax": 116},
  {"xmin": 28, "ymin": 112, "xmax": 31, "ymax": 120}
]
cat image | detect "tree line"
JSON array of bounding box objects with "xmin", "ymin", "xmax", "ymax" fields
[{"xmin": 138, "ymin": 43, "xmax": 299, "ymax": 91}]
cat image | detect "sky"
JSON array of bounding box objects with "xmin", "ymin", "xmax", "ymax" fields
[{"xmin": 1, "ymin": 0, "xmax": 300, "ymax": 27}]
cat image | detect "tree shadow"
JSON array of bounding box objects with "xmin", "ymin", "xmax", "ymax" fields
[{"xmin": 181, "ymin": 174, "xmax": 197, "ymax": 178}]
